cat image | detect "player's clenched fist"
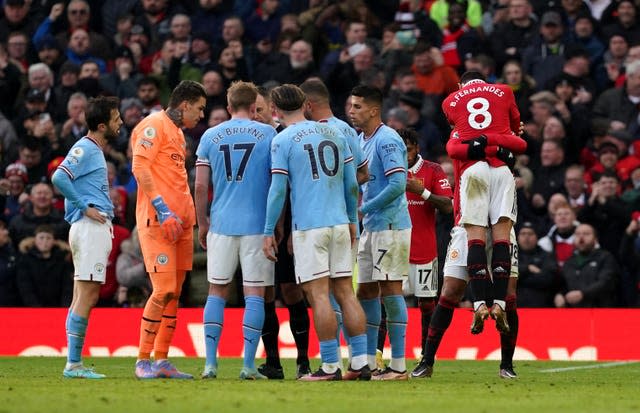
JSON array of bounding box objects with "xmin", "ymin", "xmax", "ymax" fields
[{"xmin": 152, "ymin": 196, "xmax": 184, "ymax": 243}]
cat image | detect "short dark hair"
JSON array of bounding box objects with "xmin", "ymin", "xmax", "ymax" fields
[
  {"xmin": 351, "ymin": 84, "xmax": 383, "ymax": 107},
  {"xmin": 137, "ymin": 76, "xmax": 160, "ymax": 89},
  {"xmin": 168, "ymin": 80, "xmax": 206, "ymax": 108},
  {"xmin": 270, "ymin": 84, "xmax": 306, "ymax": 112},
  {"xmin": 34, "ymin": 224, "xmax": 54, "ymax": 236},
  {"xmin": 299, "ymin": 78, "xmax": 330, "ymax": 102},
  {"xmin": 460, "ymin": 70, "xmax": 486, "ymax": 84},
  {"xmin": 85, "ymin": 96, "xmax": 119, "ymax": 131},
  {"xmin": 397, "ymin": 128, "xmax": 419, "ymax": 146}
]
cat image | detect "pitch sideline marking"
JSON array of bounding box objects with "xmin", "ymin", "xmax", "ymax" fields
[{"xmin": 539, "ymin": 361, "xmax": 639, "ymax": 373}]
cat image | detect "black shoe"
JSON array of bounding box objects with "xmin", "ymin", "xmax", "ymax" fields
[
  {"xmin": 297, "ymin": 367, "xmax": 341, "ymax": 381},
  {"xmin": 296, "ymin": 362, "xmax": 311, "ymax": 379},
  {"xmin": 257, "ymin": 363, "xmax": 284, "ymax": 380},
  {"xmin": 343, "ymin": 364, "xmax": 372, "ymax": 381},
  {"xmin": 411, "ymin": 358, "xmax": 433, "ymax": 378},
  {"xmin": 499, "ymin": 366, "xmax": 517, "ymax": 379}
]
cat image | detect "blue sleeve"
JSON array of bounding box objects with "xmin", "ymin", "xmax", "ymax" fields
[
  {"xmin": 264, "ymin": 173, "xmax": 287, "ymax": 235},
  {"xmin": 51, "ymin": 169, "xmax": 88, "ymax": 212},
  {"xmin": 360, "ymin": 171, "xmax": 406, "ymax": 215},
  {"xmin": 33, "ymin": 17, "xmax": 53, "ymax": 49},
  {"xmin": 343, "ymin": 160, "xmax": 358, "ymax": 224}
]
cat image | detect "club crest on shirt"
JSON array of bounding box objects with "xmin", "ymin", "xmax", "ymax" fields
[
  {"xmin": 144, "ymin": 127, "xmax": 156, "ymax": 139},
  {"xmin": 72, "ymin": 147, "xmax": 84, "ymax": 157},
  {"xmin": 450, "ymin": 249, "xmax": 459, "ymax": 259},
  {"xmin": 94, "ymin": 263, "xmax": 105, "ymax": 274},
  {"xmin": 157, "ymin": 254, "xmax": 169, "ymax": 265}
]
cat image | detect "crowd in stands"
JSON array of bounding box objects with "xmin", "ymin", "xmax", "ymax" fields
[{"xmin": 0, "ymin": 0, "xmax": 638, "ymax": 308}]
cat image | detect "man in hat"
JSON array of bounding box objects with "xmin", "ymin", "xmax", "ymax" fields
[
  {"xmin": 2, "ymin": 162, "xmax": 28, "ymax": 223},
  {"xmin": 100, "ymin": 45, "xmax": 142, "ymax": 99},
  {"xmin": 397, "ymin": 90, "xmax": 444, "ymax": 160},
  {"xmin": 0, "ymin": 0, "xmax": 37, "ymax": 43},
  {"xmin": 521, "ymin": 10, "xmax": 570, "ymax": 90}
]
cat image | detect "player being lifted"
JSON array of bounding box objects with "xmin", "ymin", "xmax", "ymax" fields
[
  {"xmin": 442, "ymin": 71, "xmax": 525, "ymax": 333},
  {"xmin": 349, "ymin": 85, "xmax": 412, "ymax": 380},
  {"xmin": 195, "ymin": 81, "xmax": 278, "ymax": 380},
  {"xmin": 132, "ymin": 80, "xmax": 206, "ymax": 379},
  {"xmin": 52, "ymin": 96, "xmax": 122, "ymax": 379},
  {"xmin": 263, "ymin": 84, "xmax": 369, "ymax": 381}
]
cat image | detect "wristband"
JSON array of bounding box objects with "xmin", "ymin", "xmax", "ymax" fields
[{"xmin": 421, "ymin": 189, "xmax": 432, "ymax": 200}]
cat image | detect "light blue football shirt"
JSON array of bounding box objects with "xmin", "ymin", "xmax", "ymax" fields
[
  {"xmin": 360, "ymin": 123, "xmax": 411, "ymax": 231},
  {"xmin": 320, "ymin": 116, "xmax": 368, "ymax": 171},
  {"xmin": 56, "ymin": 137, "xmax": 113, "ymax": 224},
  {"xmin": 270, "ymin": 120, "xmax": 354, "ymax": 231},
  {"xmin": 196, "ymin": 118, "xmax": 277, "ymax": 235}
]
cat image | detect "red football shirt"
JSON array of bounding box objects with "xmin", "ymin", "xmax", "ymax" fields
[{"xmin": 407, "ymin": 156, "xmax": 453, "ymax": 264}]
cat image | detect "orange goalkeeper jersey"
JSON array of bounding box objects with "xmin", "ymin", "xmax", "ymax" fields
[{"xmin": 131, "ymin": 110, "xmax": 195, "ymax": 228}]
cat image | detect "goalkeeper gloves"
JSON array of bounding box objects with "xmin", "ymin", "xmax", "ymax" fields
[
  {"xmin": 151, "ymin": 196, "xmax": 183, "ymax": 243},
  {"xmin": 464, "ymin": 135, "xmax": 487, "ymax": 160}
]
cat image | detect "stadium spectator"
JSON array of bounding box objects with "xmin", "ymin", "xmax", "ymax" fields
[
  {"xmin": 1, "ymin": 163, "xmax": 28, "ymax": 224},
  {"xmin": 116, "ymin": 226, "xmax": 151, "ymax": 300},
  {"xmin": 578, "ymin": 171, "xmax": 630, "ymax": 255},
  {"xmin": 602, "ymin": 0, "xmax": 640, "ymax": 45},
  {"xmin": 100, "ymin": 46, "xmax": 143, "ymax": 100},
  {"xmin": 538, "ymin": 204, "xmax": 579, "ymax": 268},
  {"xmin": 564, "ymin": 164, "xmax": 587, "ymax": 213},
  {"xmin": 617, "ymin": 214, "xmax": 640, "ymax": 306},
  {"xmin": 430, "ymin": 0, "xmax": 483, "ymax": 29},
  {"xmin": 396, "ymin": 91, "xmax": 444, "ymax": 160},
  {"xmin": 439, "ymin": 2, "xmax": 484, "ymax": 72},
  {"xmin": 556, "ymin": 223, "xmax": 618, "ymax": 307},
  {"xmin": 0, "ymin": 218, "xmax": 19, "ymax": 306},
  {"xmin": 58, "ymin": 92, "xmax": 89, "ymax": 151},
  {"xmin": 592, "ymin": 60, "xmax": 640, "ymax": 138},
  {"xmin": 521, "ymin": 11, "xmax": 571, "ymax": 91},
  {"xmin": 516, "ymin": 222, "xmax": 558, "ymax": 307},
  {"xmin": 530, "ymin": 139, "xmax": 567, "ymax": 212},
  {"xmin": 6, "ymin": 31, "xmax": 30, "ymax": 73},
  {"xmin": 489, "ymin": 0, "xmax": 538, "ymax": 72},
  {"xmin": 9, "ymin": 182, "xmax": 68, "ymax": 247},
  {"xmin": 15, "ymin": 224, "xmax": 73, "ymax": 307},
  {"xmin": 0, "ymin": 0, "xmax": 38, "ymax": 44}
]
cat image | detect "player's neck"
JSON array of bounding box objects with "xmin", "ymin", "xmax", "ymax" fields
[
  {"xmin": 166, "ymin": 107, "xmax": 184, "ymax": 128},
  {"xmin": 86, "ymin": 132, "xmax": 106, "ymax": 148},
  {"xmin": 231, "ymin": 109, "xmax": 252, "ymax": 120},
  {"xmin": 313, "ymin": 107, "xmax": 333, "ymax": 121},
  {"xmin": 362, "ymin": 119, "xmax": 383, "ymax": 137},
  {"xmin": 280, "ymin": 112, "xmax": 306, "ymax": 126}
]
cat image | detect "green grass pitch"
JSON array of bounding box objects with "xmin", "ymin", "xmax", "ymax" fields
[{"xmin": 1, "ymin": 357, "xmax": 638, "ymax": 413}]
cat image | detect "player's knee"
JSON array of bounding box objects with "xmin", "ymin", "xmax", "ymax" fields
[{"xmin": 152, "ymin": 290, "xmax": 175, "ymax": 305}]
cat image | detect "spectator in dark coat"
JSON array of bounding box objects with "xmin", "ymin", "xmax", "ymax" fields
[
  {"xmin": 0, "ymin": 219, "xmax": 18, "ymax": 306},
  {"xmin": 517, "ymin": 222, "xmax": 558, "ymax": 307},
  {"xmin": 578, "ymin": 171, "xmax": 630, "ymax": 255},
  {"xmin": 521, "ymin": 11, "xmax": 572, "ymax": 91},
  {"xmin": 15, "ymin": 225, "xmax": 73, "ymax": 307},
  {"xmin": 9, "ymin": 182, "xmax": 69, "ymax": 248},
  {"xmin": 556, "ymin": 223, "xmax": 618, "ymax": 307},
  {"xmin": 592, "ymin": 59, "xmax": 640, "ymax": 139}
]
